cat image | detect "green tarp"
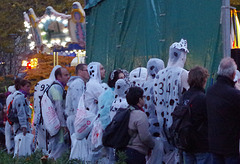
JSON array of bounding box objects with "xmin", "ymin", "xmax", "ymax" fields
[{"xmin": 85, "ymin": 0, "xmax": 223, "ymax": 83}]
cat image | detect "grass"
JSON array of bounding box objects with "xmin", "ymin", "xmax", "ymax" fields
[
  {"xmin": 0, "ymin": 149, "xmax": 83, "ymax": 164},
  {"xmin": 0, "ymin": 147, "xmax": 127, "ymax": 164}
]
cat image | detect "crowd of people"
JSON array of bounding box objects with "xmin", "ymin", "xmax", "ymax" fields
[{"xmin": 0, "ymin": 39, "xmax": 240, "ymax": 164}]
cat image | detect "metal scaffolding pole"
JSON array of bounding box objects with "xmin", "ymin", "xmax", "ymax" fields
[{"xmin": 222, "ymin": 0, "xmax": 231, "ymax": 57}]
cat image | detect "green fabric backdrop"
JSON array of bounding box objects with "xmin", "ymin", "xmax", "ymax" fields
[{"xmin": 85, "ymin": 0, "xmax": 223, "ymax": 84}]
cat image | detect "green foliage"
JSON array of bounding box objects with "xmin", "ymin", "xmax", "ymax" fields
[
  {"xmin": 115, "ymin": 151, "xmax": 127, "ymax": 164},
  {"xmin": 0, "ymin": 75, "xmax": 15, "ymax": 93},
  {"xmin": 0, "ymin": 149, "xmax": 84, "ymax": 164}
]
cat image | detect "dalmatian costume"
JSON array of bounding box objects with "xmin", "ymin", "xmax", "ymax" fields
[
  {"xmin": 142, "ymin": 58, "xmax": 165, "ymax": 138},
  {"xmin": 110, "ymin": 79, "xmax": 130, "ymax": 120},
  {"xmin": 129, "ymin": 67, "xmax": 147, "ymax": 87},
  {"xmin": 85, "ymin": 62, "xmax": 104, "ymax": 115},
  {"xmin": 153, "ymin": 39, "xmax": 189, "ymax": 164},
  {"xmin": 33, "ymin": 65, "xmax": 61, "ymax": 152}
]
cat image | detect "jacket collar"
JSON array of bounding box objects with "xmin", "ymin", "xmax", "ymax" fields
[
  {"xmin": 217, "ymin": 75, "xmax": 235, "ymax": 87},
  {"xmin": 189, "ymin": 87, "xmax": 205, "ymax": 93}
]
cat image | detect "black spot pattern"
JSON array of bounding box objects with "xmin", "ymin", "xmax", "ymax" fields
[
  {"xmin": 153, "ymin": 133, "xmax": 160, "ymax": 137},
  {"xmin": 161, "ymin": 112, "xmax": 164, "ymax": 117},
  {"xmin": 174, "ymin": 52, "xmax": 178, "ymax": 57},
  {"xmin": 169, "ymin": 99, "xmax": 175, "ymax": 106},
  {"xmin": 147, "ymin": 96, "xmax": 150, "ymax": 101},
  {"xmin": 146, "ymin": 112, "xmax": 150, "ymax": 117}
]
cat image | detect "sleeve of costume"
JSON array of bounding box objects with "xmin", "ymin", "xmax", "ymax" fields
[
  {"xmin": 135, "ymin": 112, "xmax": 155, "ymax": 149},
  {"xmin": 15, "ymin": 95, "xmax": 27, "ymax": 128},
  {"xmin": 181, "ymin": 70, "xmax": 189, "ymax": 94},
  {"xmin": 72, "ymin": 80, "xmax": 84, "ymax": 114},
  {"xmin": 49, "ymin": 85, "xmax": 67, "ymax": 127},
  {"xmin": 65, "ymin": 87, "xmax": 72, "ymax": 117}
]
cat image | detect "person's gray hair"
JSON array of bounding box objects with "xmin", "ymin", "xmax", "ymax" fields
[{"xmin": 217, "ymin": 57, "xmax": 237, "ymax": 78}]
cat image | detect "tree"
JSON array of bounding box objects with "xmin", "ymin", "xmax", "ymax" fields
[
  {"xmin": 24, "ymin": 52, "xmax": 75, "ymax": 94},
  {"xmin": 0, "ymin": 0, "xmax": 84, "ymax": 76}
]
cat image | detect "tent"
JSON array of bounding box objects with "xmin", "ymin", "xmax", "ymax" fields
[{"xmin": 85, "ymin": 0, "xmax": 225, "ymax": 84}]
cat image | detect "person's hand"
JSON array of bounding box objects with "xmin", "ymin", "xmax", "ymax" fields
[{"xmin": 22, "ymin": 127, "xmax": 27, "ymax": 136}]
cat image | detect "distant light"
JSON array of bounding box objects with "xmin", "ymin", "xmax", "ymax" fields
[
  {"xmin": 65, "ymin": 37, "xmax": 71, "ymax": 42},
  {"xmin": 41, "ymin": 31, "xmax": 46, "ymax": 36},
  {"xmin": 47, "ymin": 43, "xmax": 52, "ymax": 48},
  {"xmin": 63, "ymin": 28, "xmax": 68, "ymax": 33},
  {"xmin": 29, "ymin": 41, "xmax": 35, "ymax": 47},
  {"xmin": 27, "ymin": 34, "xmax": 32, "ymax": 39},
  {"xmin": 50, "ymin": 39, "xmax": 55, "ymax": 44},
  {"xmin": 43, "ymin": 40, "xmax": 48, "ymax": 44},
  {"xmin": 51, "ymin": 15, "xmax": 56, "ymax": 20},
  {"xmin": 55, "ymin": 39, "xmax": 61, "ymax": 44},
  {"xmin": 22, "ymin": 60, "xmax": 28, "ymax": 66},
  {"xmin": 26, "ymin": 29, "xmax": 29, "ymax": 32},
  {"xmin": 46, "ymin": 16, "xmax": 50, "ymax": 20},
  {"xmin": 41, "ymin": 18, "xmax": 46, "ymax": 23},
  {"xmin": 38, "ymin": 23, "xmax": 44, "ymax": 29},
  {"xmin": 56, "ymin": 17, "xmax": 61, "ymax": 22},
  {"xmin": 61, "ymin": 42, "xmax": 67, "ymax": 47},
  {"xmin": 63, "ymin": 19, "xmax": 68, "ymax": 25}
]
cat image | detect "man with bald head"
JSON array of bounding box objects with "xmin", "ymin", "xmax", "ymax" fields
[
  {"xmin": 206, "ymin": 57, "xmax": 240, "ymax": 164},
  {"xmin": 47, "ymin": 67, "xmax": 70, "ymax": 160}
]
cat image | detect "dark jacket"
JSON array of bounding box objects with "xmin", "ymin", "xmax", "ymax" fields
[
  {"xmin": 206, "ymin": 75, "xmax": 240, "ymax": 156},
  {"xmin": 182, "ymin": 87, "xmax": 208, "ymax": 153}
]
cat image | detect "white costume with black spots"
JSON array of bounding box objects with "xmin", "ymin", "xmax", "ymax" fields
[
  {"xmin": 85, "ymin": 62, "xmax": 104, "ymax": 114},
  {"xmin": 129, "ymin": 67, "xmax": 147, "ymax": 87},
  {"xmin": 142, "ymin": 58, "xmax": 165, "ymax": 138},
  {"xmin": 153, "ymin": 39, "xmax": 189, "ymax": 164},
  {"xmin": 110, "ymin": 79, "xmax": 130, "ymax": 120}
]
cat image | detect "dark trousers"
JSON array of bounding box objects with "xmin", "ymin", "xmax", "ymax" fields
[
  {"xmin": 116, "ymin": 147, "xmax": 146, "ymax": 164},
  {"xmin": 211, "ymin": 153, "xmax": 240, "ymax": 164}
]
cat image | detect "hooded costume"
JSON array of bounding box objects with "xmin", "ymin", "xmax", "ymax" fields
[
  {"xmin": 84, "ymin": 62, "xmax": 104, "ymax": 114},
  {"xmin": 33, "ymin": 65, "xmax": 61, "ymax": 152},
  {"xmin": 110, "ymin": 79, "xmax": 130, "ymax": 120},
  {"xmin": 153, "ymin": 39, "xmax": 189, "ymax": 164},
  {"xmin": 65, "ymin": 75, "xmax": 86, "ymax": 135},
  {"xmin": 129, "ymin": 67, "xmax": 147, "ymax": 87},
  {"xmin": 142, "ymin": 58, "xmax": 165, "ymax": 138},
  {"xmin": 5, "ymin": 85, "xmax": 16, "ymax": 154}
]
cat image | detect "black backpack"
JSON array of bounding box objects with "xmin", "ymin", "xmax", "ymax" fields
[
  {"xmin": 102, "ymin": 107, "xmax": 132, "ymax": 149},
  {"xmin": 7, "ymin": 92, "xmax": 22, "ymax": 125},
  {"xmin": 168, "ymin": 95, "xmax": 197, "ymax": 151}
]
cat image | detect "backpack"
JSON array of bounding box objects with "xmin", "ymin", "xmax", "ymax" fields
[
  {"xmin": 168, "ymin": 95, "xmax": 197, "ymax": 151},
  {"xmin": 7, "ymin": 92, "xmax": 22, "ymax": 125},
  {"xmin": 40, "ymin": 82, "xmax": 63, "ymax": 136},
  {"xmin": 102, "ymin": 107, "xmax": 132, "ymax": 149}
]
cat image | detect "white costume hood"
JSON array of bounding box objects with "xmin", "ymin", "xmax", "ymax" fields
[
  {"xmin": 49, "ymin": 65, "xmax": 62, "ymax": 81},
  {"xmin": 147, "ymin": 58, "xmax": 165, "ymax": 80},
  {"xmin": 167, "ymin": 39, "xmax": 189, "ymax": 68},
  {"xmin": 88, "ymin": 62, "xmax": 101, "ymax": 83},
  {"xmin": 129, "ymin": 67, "xmax": 147, "ymax": 87}
]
